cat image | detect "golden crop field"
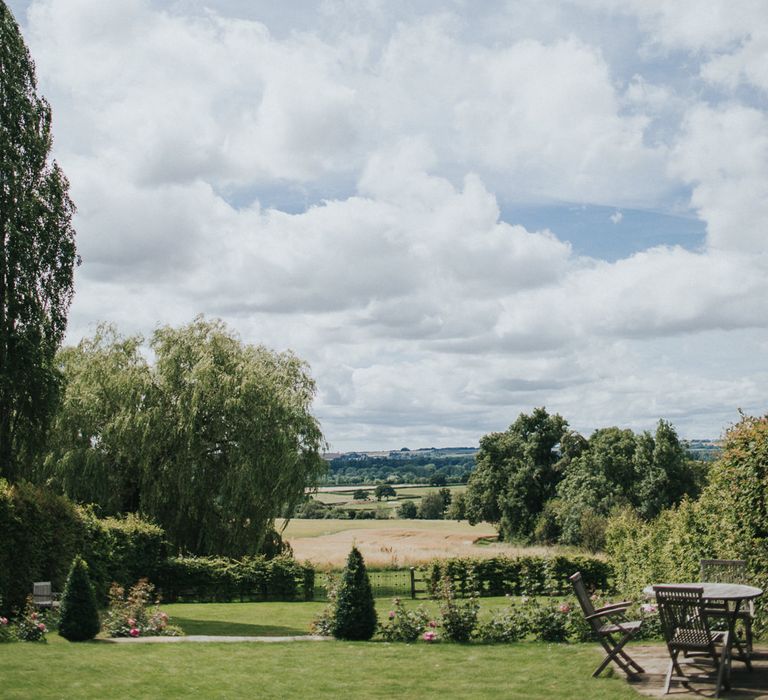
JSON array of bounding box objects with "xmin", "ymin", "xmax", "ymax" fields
[{"xmin": 279, "ymin": 518, "xmax": 561, "ymax": 569}]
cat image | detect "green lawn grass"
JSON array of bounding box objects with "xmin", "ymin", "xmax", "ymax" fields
[
  {"xmin": 4, "ymin": 598, "xmax": 651, "ymax": 698},
  {"xmin": 2, "ymin": 638, "xmax": 643, "ymax": 699}
]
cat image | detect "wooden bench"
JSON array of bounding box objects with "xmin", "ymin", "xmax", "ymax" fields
[{"xmin": 32, "ymin": 581, "xmax": 60, "ymax": 609}]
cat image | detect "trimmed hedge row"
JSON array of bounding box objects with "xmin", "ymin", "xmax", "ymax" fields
[
  {"xmin": 0, "ymin": 480, "xmax": 166, "ymax": 613},
  {"xmin": 157, "ymin": 555, "xmax": 315, "ymax": 602},
  {"xmin": 425, "ymin": 555, "xmax": 611, "ymax": 597}
]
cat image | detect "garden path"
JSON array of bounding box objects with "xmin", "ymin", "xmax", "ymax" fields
[{"xmin": 98, "ymin": 635, "xmax": 330, "ymax": 644}]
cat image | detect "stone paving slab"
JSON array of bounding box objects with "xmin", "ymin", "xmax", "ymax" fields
[
  {"xmin": 97, "ymin": 634, "xmax": 330, "ymax": 644},
  {"xmin": 624, "ymin": 644, "xmax": 768, "ymax": 699}
]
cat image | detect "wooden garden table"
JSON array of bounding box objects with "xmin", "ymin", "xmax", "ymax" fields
[{"xmin": 643, "ymin": 582, "xmax": 763, "ymax": 670}]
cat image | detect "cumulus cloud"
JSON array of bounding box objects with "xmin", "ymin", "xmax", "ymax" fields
[{"xmin": 11, "ymin": 0, "xmax": 768, "ymax": 449}]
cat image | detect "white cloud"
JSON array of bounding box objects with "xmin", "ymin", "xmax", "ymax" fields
[{"xmin": 12, "ymin": 0, "xmax": 768, "ymax": 449}]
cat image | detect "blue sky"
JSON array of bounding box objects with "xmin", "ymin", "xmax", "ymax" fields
[{"xmin": 7, "ymin": 0, "xmax": 768, "ymax": 450}]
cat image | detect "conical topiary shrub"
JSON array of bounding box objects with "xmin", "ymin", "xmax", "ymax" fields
[
  {"xmin": 331, "ymin": 546, "xmax": 377, "ymax": 640},
  {"xmin": 58, "ymin": 556, "xmax": 101, "ymax": 641}
]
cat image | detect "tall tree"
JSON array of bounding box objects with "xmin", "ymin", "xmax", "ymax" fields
[
  {"xmin": 0, "ymin": 3, "xmax": 78, "ymax": 480},
  {"xmin": 465, "ymin": 407, "xmax": 567, "ymax": 540}
]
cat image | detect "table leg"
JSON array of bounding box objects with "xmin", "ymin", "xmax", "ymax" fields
[{"xmin": 728, "ymin": 600, "xmax": 752, "ymax": 671}]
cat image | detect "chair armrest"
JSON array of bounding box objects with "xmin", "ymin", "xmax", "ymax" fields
[
  {"xmin": 593, "ymin": 601, "xmax": 632, "ymax": 615},
  {"xmin": 586, "ymin": 607, "xmax": 628, "ymax": 621}
]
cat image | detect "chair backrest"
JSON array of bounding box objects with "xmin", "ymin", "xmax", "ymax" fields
[
  {"xmin": 654, "ymin": 585, "xmax": 713, "ymax": 651},
  {"xmin": 569, "ymin": 572, "xmax": 596, "ymax": 622},
  {"xmin": 32, "ymin": 581, "xmax": 52, "ymax": 605},
  {"xmin": 700, "ymin": 558, "xmax": 747, "ymax": 584}
]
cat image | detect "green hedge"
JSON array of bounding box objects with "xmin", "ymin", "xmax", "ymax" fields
[
  {"xmin": 0, "ymin": 480, "xmax": 166, "ymax": 613},
  {"xmin": 157, "ymin": 555, "xmax": 315, "ymax": 602},
  {"xmin": 425, "ymin": 555, "xmax": 611, "ymax": 597}
]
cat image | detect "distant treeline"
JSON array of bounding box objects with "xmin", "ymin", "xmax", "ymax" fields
[{"xmin": 324, "ymin": 453, "xmax": 476, "ymax": 485}]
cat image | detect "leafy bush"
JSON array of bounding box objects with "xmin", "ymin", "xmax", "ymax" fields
[
  {"xmin": 331, "ymin": 546, "xmax": 377, "ymax": 641},
  {"xmin": 379, "ymin": 597, "xmax": 432, "ymax": 642},
  {"xmin": 158, "ymin": 555, "xmax": 313, "ymax": 602},
  {"xmin": 310, "ymin": 574, "xmax": 339, "ymax": 636},
  {"xmin": 0, "ymin": 480, "xmax": 167, "ymax": 613},
  {"xmin": 0, "ymin": 597, "xmax": 13, "ymax": 643},
  {"xmin": 13, "ymin": 596, "xmax": 47, "ymax": 642},
  {"xmin": 426, "ymin": 555, "xmax": 611, "ymax": 598},
  {"xmin": 102, "ymin": 579, "xmax": 181, "ymax": 638},
  {"xmin": 523, "ymin": 597, "xmax": 569, "ymax": 642},
  {"xmin": 437, "ymin": 575, "xmax": 479, "ymax": 642},
  {"xmin": 58, "ymin": 556, "xmax": 100, "ymax": 641},
  {"xmin": 474, "ymin": 604, "xmax": 527, "ymax": 643}
]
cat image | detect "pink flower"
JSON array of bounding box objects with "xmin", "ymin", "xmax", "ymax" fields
[
  {"xmin": 428, "ymin": 620, "xmax": 437, "ymax": 628},
  {"xmin": 129, "ymin": 628, "xmax": 140, "ymax": 637},
  {"xmin": 388, "ymin": 611, "xmax": 395, "ymax": 619},
  {"xmin": 127, "ymin": 618, "xmax": 136, "ymax": 626},
  {"xmin": 37, "ymin": 623, "xmax": 46, "ymax": 632},
  {"xmin": 30, "ymin": 612, "xmax": 37, "ymax": 620},
  {"xmin": 0, "ymin": 617, "xmax": 8, "ymax": 625},
  {"xmin": 641, "ymin": 603, "xmax": 658, "ymax": 614},
  {"xmin": 422, "ymin": 631, "xmax": 437, "ymax": 642},
  {"xmin": 558, "ymin": 603, "xmax": 571, "ymax": 614}
]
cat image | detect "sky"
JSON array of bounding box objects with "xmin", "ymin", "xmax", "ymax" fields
[{"xmin": 6, "ymin": 0, "xmax": 768, "ymax": 451}]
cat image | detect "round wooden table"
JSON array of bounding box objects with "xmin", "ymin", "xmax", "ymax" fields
[{"xmin": 643, "ymin": 582, "xmax": 763, "ymax": 669}]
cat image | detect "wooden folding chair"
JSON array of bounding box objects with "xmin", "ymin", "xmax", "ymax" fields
[
  {"xmin": 700, "ymin": 558, "xmax": 754, "ymax": 652},
  {"xmin": 654, "ymin": 585, "xmax": 731, "ymax": 698},
  {"xmin": 569, "ymin": 572, "xmax": 644, "ymax": 677}
]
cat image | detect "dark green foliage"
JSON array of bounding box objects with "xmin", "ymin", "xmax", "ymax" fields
[
  {"xmin": 0, "ymin": 3, "xmax": 78, "ymax": 481},
  {"xmin": 0, "ymin": 480, "xmax": 165, "ymax": 613},
  {"xmin": 331, "ymin": 546, "xmax": 377, "ymax": 640},
  {"xmin": 373, "ymin": 483, "xmax": 396, "ymax": 500},
  {"xmin": 426, "ymin": 554, "xmax": 611, "ymax": 598},
  {"xmin": 417, "ymin": 491, "xmax": 446, "ymax": 519},
  {"xmin": 42, "ymin": 318, "xmax": 326, "ymax": 556},
  {"xmin": 157, "ymin": 555, "xmax": 314, "ymax": 602},
  {"xmin": 396, "ymin": 500, "xmax": 418, "ymax": 518},
  {"xmin": 465, "ymin": 408, "xmax": 568, "ymax": 540},
  {"xmin": 58, "ymin": 556, "xmax": 99, "ymax": 641},
  {"xmin": 607, "ymin": 413, "xmax": 768, "ymax": 637},
  {"xmin": 437, "ymin": 575, "xmax": 479, "ymax": 642}
]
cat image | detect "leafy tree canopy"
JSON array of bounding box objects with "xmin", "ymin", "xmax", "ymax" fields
[
  {"xmin": 465, "ymin": 407, "xmax": 567, "ymax": 540},
  {"xmin": 41, "ymin": 317, "xmax": 326, "ymax": 556},
  {"xmin": 0, "ymin": 3, "xmax": 78, "ymax": 480}
]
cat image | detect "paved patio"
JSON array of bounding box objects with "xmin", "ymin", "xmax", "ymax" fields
[{"xmin": 623, "ymin": 644, "xmax": 768, "ymax": 699}]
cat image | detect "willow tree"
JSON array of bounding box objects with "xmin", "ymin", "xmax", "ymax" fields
[
  {"xmin": 140, "ymin": 317, "xmax": 326, "ymax": 555},
  {"xmin": 41, "ymin": 325, "xmax": 151, "ymax": 513},
  {"xmin": 0, "ymin": 3, "xmax": 78, "ymax": 480}
]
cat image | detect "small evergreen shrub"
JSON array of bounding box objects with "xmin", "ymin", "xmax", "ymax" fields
[
  {"xmin": 379, "ymin": 597, "xmax": 432, "ymax": 642},
  {"xmin": 14, "ymin": 596, "xmax": 47, "ymax": 642},
  {"xmin": 102, "ymin": 579, "xmax": 182, "ymax": 638},
  {"xmin": 58, "ymin": 556, "xmax": 100, "ymax": 641},
  {"xmin": 437, "ymin": 575, "xmax": 479, "ymax": 642},
  {"xmin": 331, "ymin": 546, "xmax": 377, "ymax": 640}
]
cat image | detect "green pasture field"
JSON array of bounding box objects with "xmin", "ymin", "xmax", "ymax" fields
[
  {"xmin": 312, "ymin": 484, "xmax": 466, "ymax": 508},
  {"xmin": 3, "ymin": 599, "xmax": 643, "ymax": 699}
]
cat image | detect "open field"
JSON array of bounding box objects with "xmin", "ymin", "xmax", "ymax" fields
[{"xmin": 281, "ymin": 518, "xmax": 567, "ymax": 568}]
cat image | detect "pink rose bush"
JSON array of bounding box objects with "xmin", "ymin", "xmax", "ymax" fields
[
  {"xmin": 103, "ymin": 579, "xmax": 182, "ymax": 638},
  {"xmin": 379, "ymin": 597, "xmax": 432, "ymax": 642}
]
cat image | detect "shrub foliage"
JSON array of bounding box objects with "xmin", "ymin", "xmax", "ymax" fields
[
  {"xmin": 58, "ymin": 556, "xmax": 100, "ymax": 641},
  {"xmin": 331, "ymin": 546, "xmax": 377, "ymax": 640}
]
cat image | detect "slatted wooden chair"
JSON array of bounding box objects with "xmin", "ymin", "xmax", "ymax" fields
[
  {"xmin": 569, "ymin": 572, "xmax": 644, "ymax": 678},
  {"xmin": 700, "ymin": 558, "xmax": 754, "ymax": 652},
  {"xmin": 32, "ymin": 581, "xmax": 60, "ymax": 609},
  {"xmin": 654, "ymin": 585, "xmax": 731, "ymax": 698}
]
